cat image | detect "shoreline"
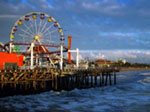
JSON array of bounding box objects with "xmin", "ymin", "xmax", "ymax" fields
[{"xmin": 120, "ymin": 67, "xmax": 150, "ymax": 71}]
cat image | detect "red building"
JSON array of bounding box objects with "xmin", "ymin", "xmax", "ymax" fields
[{"xmin": 0, "ymin": 52, "xmax": 24, "ymax": 70}]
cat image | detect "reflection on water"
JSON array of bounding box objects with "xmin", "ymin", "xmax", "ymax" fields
[{"xmin": 0, "ymin": 71, "xmax": 150, "ymax": 112}]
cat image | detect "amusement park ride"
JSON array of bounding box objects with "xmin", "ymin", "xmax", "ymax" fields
[
  {"xmin": 0, "ymin": 12, "xmax": 118, "ymax": 95},
  {"xmin": 0, "ymin": 12, "xmax": 79, "ymax": 70}
]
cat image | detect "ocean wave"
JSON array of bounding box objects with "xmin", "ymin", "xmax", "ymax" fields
[
  {"xmin": 140, "ymin": 72, "xmax": 150, "ymax": 76},
  {"xmin": 138, "ymin": 77, "xmax": 150, "ymax": 84},
  {"xmin": 1, "ymin": 71, "xmax": 150, "ymax": 112}
]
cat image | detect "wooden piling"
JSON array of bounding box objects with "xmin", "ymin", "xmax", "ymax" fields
[
  {"xmin": 105, "ymin": 73, "xmax": 108, "ymax": 86},
  {"xmin": 99, "ymin": 73, "xmax": 102, "ymax": 86},
  {"xmin": 91, "ymin": 75, "xmax": 93, "ymax": 87},
  {"xmin": 109, "ymin": 73, "xmax": 112, "ymax": 86},
  {"xmin": 54, "ymin": 75, "xmax": 58, "ymax": 90},
  {"xmin": 1, "ymin": 73, "xmax": 4, "ymax": 89},
  {"xmin": 85, "ymin": 75, "xmax": 89, "ymax": 88},
  {"xmin": 114, "ymin": 72, "xmax": 116, "ymax": 85},
  {"xmin": 102, "ymin": 72, "xmax": 104, "ymax": 85},
  {"xmin": 51, "ymin": 72, "xmax": 55, "ymax": 89},
  {"xmin": 94, "ymin": 75, "xmax": 97, "ymax": 86},
  {"xmin": 33, "ymin": 71, "xmax": 37, "ymax": 90}
]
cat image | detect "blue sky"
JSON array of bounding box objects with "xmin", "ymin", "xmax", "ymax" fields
[{"xmin": 0, "ymin": 0, "xmax": 150, "ymax": 63}]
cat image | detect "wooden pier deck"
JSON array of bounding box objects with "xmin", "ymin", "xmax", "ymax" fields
[{"xmin": 0, "ymin": 67, "xmax": 119, "ymax": 97}]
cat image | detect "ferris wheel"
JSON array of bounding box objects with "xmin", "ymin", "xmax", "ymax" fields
[
  {"xmin": 9, "ymin": 12, "xmax": 67, "ymax": 54},
  {"xmin": 7, "ymin": 12, "xmax": 68, "ymax": 69}
]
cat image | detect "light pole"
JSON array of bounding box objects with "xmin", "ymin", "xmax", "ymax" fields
[{"xmin": 30, "ymin": 42, "xmax": 34, "ymax": 69}]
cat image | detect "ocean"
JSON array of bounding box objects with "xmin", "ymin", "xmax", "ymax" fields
[{"xmin": 0, "ymin": 70, "xmax": 150, "ymax": 112}]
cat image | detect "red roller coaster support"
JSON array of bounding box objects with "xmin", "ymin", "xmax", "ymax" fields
[{"xmin": 68, "ymin": 36, "xmax": 72, "ymax": 63}]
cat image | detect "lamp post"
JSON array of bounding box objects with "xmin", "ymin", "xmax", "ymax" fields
[{"xmin": 30, "ymin": 42, "xmax": 34, "ymax": 69}]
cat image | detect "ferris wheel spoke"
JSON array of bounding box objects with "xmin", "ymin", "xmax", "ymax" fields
[
  {"xmin": 20, "ymin": 28, "xmax": 33, "ymax": 36},
  {"xmin": 40, "ymin": 38, "xmax": 56, "ymax": 44},
  {"xmin": 47, "ymin": 34, "xmax": 58, "ymax": 41},
  {"xmin": 17, "ymin": 33, "xmax": 34, "ymax": 42},
  {"xmin": 40, "ymin": 20, "xmax": 48, "ymax": 34},
  {"xmin": 50, "ymin": 35, "xmax": 59, "ymax": 38},
  {"xmin": 43, "ymin": 29, "xmax": 58, "ymax": 37},
  {"xmin": 41, "ymin": 23, "xmax": 54, "ymax": 35},
  {"xmin": 48, "ymin": 40, "xmax": 56, "ymax": 43},
  {"xmin": 49, "ymin": 33, "xmax": 52, "ymax": 42},
  {"xmin": 34, "ymin": 19, "xmax": 38, "ymax": 34},
  {"xmin": 30, "ymin": 20, "xmax": 35, "ymax": 34},
  {"xmin": 23, "ymin": 22, "xmax": 34, "ymax": 35},
  {"xmin": 38, "ymin": 19, "xmax": 42, "ymax": 35},
  {"xmin": 14, "ymin": 36, "xmax": 25, "ymax": 43},
  {"xmin": 17, "ymin": 34, "xmax": 30, "ymax": 38},
  {"xmin": 19, "ymin": 34, "xmax": 34, "ymax": 39}
]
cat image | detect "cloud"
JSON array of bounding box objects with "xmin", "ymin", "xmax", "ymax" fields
[
  {"xmin": 90, "ymin": 53, "xmax": 106, "ymax": 60},
  {"xmin": 1, "ymin": 0, "xmax": 150, "ymax": 50},
  {"xmin": 99, "ymin": 32, "xmax": 136, "ymax": 37},
  {"xmin": 0, "ymin": 15, "xmax": 21, "ymax": 18},
  {"xmin": 79, "ymin": 49, "xmax": 150, "ymax": 63},
  {"xmin": 82, "ymin": 0, "xmax": 125, "ymax": 16}
]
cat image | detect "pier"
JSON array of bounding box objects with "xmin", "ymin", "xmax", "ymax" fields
[
  {"xmin": 0, "ymin": 12, "xmax": 120, "ymax": 97},
  {"xmin": 0, "ymin": 67, "xmax": 119, "ymax": 97}
]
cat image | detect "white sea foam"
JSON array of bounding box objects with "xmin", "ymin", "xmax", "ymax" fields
[
  {"xmin": 140, "ymin": 72, "xmax": 150, "ymax": 76},
  {"xmin": 139, "ymin": 77, "xmax": 150, "ymax": 84}
]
